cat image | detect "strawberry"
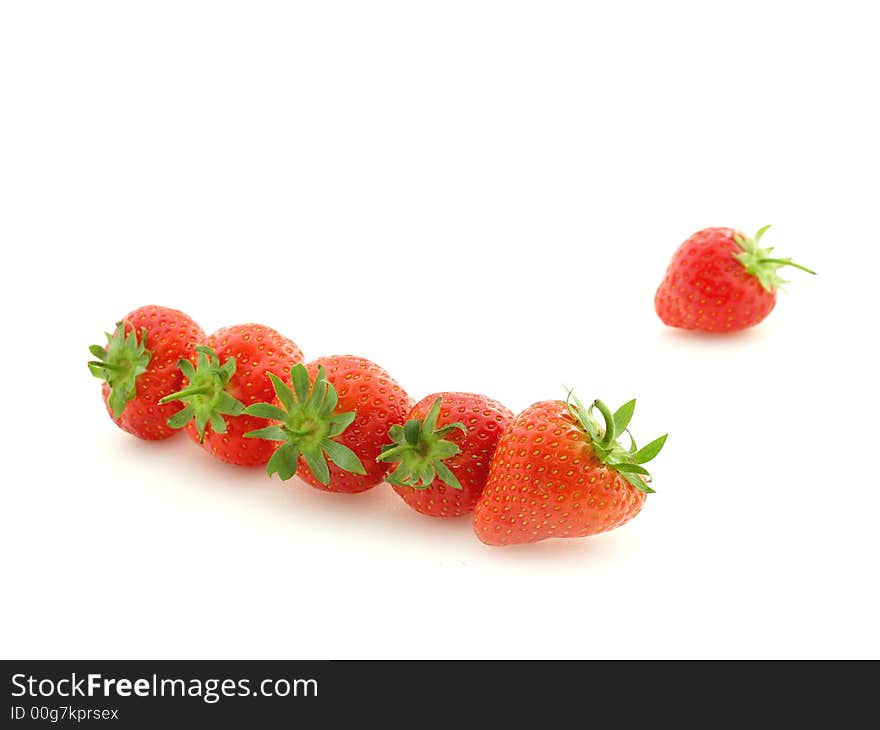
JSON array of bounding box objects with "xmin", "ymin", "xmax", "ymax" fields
[
  {"xmin": 161, "ymin": 324, "xmax": 304, "ymax": 466},
  {"xmin": 655, "ymin": 225, "xmax": 815, "ymax": 332},
  {"xmin": 243, "ymin": 355, "xmax": 412, "ymax": 493},
  {"xmin": 378, "ymin": 393, "xmax": 513, "ymax": 517},
  {"xmin": 88, "ymin": 305, "xmax": 205, "ymax": 440},
  {"xmin": 473, "ymin": 393, "xmax": 666, "ymax": 546}
]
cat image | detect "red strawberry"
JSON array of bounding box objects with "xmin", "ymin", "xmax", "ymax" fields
[
  {"xmin": 161, "ymin": 324, "xmax": 304, "ymax": 466},
  {"xmin": 244, "ymin": 355, "xmax": 412, "ymax": 493},
  {"xmin": 473, "ymin": 393, "xmax": 666, "ymax": 546},
  {"xmin": 655, "ymin": 226, "xmax": 815, "ymax": 332},
  {"xmin": 378, "ymin": 393, "xmax": 513, "ymax": 517},
  {"xmin": 88, "ymin": 305, "xmax": 205, "ymax": 440}
]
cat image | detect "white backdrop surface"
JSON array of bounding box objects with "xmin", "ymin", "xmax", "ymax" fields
[{"xmin": 1, "ymin": 1, "xmax": 877, "ymax": 658}]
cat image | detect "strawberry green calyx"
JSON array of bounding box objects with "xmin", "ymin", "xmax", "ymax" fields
[
  {"xmin": 88, "ymin": 322, "xmax": 151, "ymax": 418},
  {"xmin": 566, "ymin": 391, "xmax": 667, "ymax": 495},
  {"xmin": 733, "ymin": 225, "xmax": 816, "ymax": 292},
  {"xmin": 242, "ymin": 364, "xmax": 367, "ymax": 484},
  {"xmin": 377, "ymin": 397, "xmax": 467, "ymax": 490},
  {"xmin": 159, "ymin": 346, "xmax": 245, "ymax": 442}
]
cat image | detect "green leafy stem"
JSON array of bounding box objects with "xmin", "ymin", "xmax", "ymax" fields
[
  {"xmin": 242, "ymin": 364, "xmax": 366, "ymax": 485},
  {"xmin": 159, "ymin": 345, "xmax": 245, "ymax": 442},
  {"xmin": 566, "ymin": 391, "xmax": 667, "ymax": 494},
  {"xmin": 88, "ymin": 322, "xmax": 151, "ymax": 418},
  {"xmin": 377, "ymin": 397, "xmax": 467, "ymax": 490},
  {"xmin": 733, "ymin": 225, "xmax": 816, "ymax": 292}
]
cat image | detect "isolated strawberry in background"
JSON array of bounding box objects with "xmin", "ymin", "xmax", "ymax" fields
[
  {"xmin": 88, "ymin": 305, "xmax": 205, "ymax": 440},
  {"xmin": 378, "ymin": 393, "xmax": 513, "ymax": 517},
  {"xmin": 655, "ymin": 226, "xmax": 815, "ymax": 332},
  {"xmin": 161, "ymin": 324, "xmax": 304, "ymax": 466},
  {"xmin": 244, "ymin": 355, "xmax": 412, "ymax": 493},
  {"xmin": 473, "ymin": 393, "xmax": 666, "ymax": 546}
]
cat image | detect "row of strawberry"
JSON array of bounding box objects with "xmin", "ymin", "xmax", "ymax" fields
[
  {"xmin": 88, "ymin": 309, "xmax": 664, "ymax": 546},
  {"xmin": 89, "ymin": 225, "xmax": 813, "ymax": 546}
]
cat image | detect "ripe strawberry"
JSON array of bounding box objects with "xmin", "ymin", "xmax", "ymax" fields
[
  {"xmin": 655, "ymin": 226, "xmax": 815, "ymax": 332},
  {"xmin": 161, "ymin": 324, "xmax": 304, "ymax": 466},
  {"xmin": 244, "ymin": 355, "xmax": 412, "ymax": 493},
  {"xmin": 378, "ymin": 393, "xmax": 513, "ymax": 517},
  {"xmin": 88, "ymin": 305, "xmax": 205, "ymax": 440},
  {"xmin": 473, "ymin": 393, "xmax": 666, "ymax": 546}
]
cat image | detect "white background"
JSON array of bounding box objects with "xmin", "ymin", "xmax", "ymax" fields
[{"xmin": 1, "ymin": 1, "xmax": 878, "ymax": 659}]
